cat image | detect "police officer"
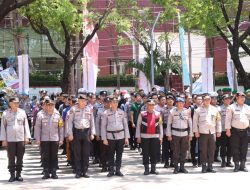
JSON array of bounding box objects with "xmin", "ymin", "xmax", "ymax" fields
[
  {"xmin": 161, "ymin": 94, "xmax": 175, "ymax": 168},
  {"xmin": 68, "ymin": 94, "xmax": 96, "ymax": 178},
  {"xmin": 136, "ymin": 99, "xmax": 163, "ymax": 175},
  {"xmin": 193, "ymin": 94, "xmax": 222, "ymax": 173},
  {"xmin": 92, "ymin": 91, "xmax": 107, "ymax": 164},
  {"xmin": 225, "ymin": 92, "xmax": 249, "ymax": 172},
  {"xmin": 35, "ymin": 99, "xmax": 64, "ymax": 179},
  {"xmin": 101, "ymin": 96, "xmax": 130, "ymax": 177},
  {"xmin": 0, "ymin": 97, "xmax": 31, "ymax": 182},
  {"xmin": 218, "ymin": 94, "xmax": 233, "ymax": 167},
  {"xmin": 95, "ymin": 97, "xmax": 111, "ymax": 172},
  {"xmin": 167, "ymin": 97, "xmax": 193, "ymax": 174}
]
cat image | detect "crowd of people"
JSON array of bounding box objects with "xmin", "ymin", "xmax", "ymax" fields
[{"xmin": 0, "ymin": 87, "xmax": 250, "ymax": 182}]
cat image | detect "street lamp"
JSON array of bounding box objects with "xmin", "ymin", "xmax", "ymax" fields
[{"xmin": 139, "ymin": 10, "xmax": 161, "ymax": 87}]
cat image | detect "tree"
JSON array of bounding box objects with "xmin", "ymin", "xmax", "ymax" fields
[
  {"xmin": 0, "ymin": 0, "xmax": 35, "ymax": 22},
  {"xmin": 21, "ymin": 0, "xmax": 113, "ymax": 93},
  {"xmin": 154, "ymin": 0, "xmax": 250, "ymax": 89},
  {"xmin": 111, "ymin": 0, "xmax": 182, "ymax": 91}
]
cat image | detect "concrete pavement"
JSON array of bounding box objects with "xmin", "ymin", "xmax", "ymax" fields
[{"xmin": 0, "ymin": 144, "xmax": 250, "ymax": 190}]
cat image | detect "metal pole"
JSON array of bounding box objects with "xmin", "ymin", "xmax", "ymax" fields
[{"xmin": 150, "ymin": 12, "xmax": 161, "ymax": 87}]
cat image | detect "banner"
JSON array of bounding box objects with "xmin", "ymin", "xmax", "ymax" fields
[
  {"xmin": 82, "ymin": 9, "xmax": 99, "ymax": 93},
  {"xmin": 18, "ymin": 54, "xmax": 29, "ymax": 94},
  {"xmin": 227, "ymin": 59, "xmax": 238, "ymax": 91},
  {"xmin": 138, "ymin": 58, "xmax": 151, "ymax": 93},
  {"xmin": 201, "ymin": 58, "xmax": 214, "ymax": 93},
  {"xmin": 0, "ymin": 68, "xmax": 19, "ymax": 88},
  {"xmin": 178, "ymin": 13, "xmax": 190, "ymax": 86}
]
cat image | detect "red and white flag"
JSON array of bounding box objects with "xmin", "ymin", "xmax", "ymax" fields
[{"xmin": 82, "ymin": 9, "xmax": 99, "ymax": 93}]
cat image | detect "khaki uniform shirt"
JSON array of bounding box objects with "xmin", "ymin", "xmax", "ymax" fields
[
  {"xmin": 225, "ymin": 103, "xmax": 250, "ymax": 130},
  {"xmin": 193, "ymin": 105, "xmax": 222, "ymax": 134},
  {"xmin": 0, "ymin": 108, "xmax": 31, "ymax": 142},
  {"xmin": 166, "ymin": 107, "xmax": 193, "ymax": 137},
  {"xmin": 101, "ymin": 109, "xmax": 130, "ymax": 140}
]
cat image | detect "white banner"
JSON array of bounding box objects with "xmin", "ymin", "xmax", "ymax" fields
[
  {"xmin": 138, "ymin": 58, "xmax": 151, "ymax": 93},
  {"xmin": 227, "ymin": 59, "xmax": 238, "ymax": 91},
  {"xmin": 82, "ymin": 58, "xmax": 98, "ymax": 93},
  {"xmin": 201, "ymin": 58, "xmax": 214, "ymax": 93},
  {"xmin": 18, "ymin": 54, "xmax": 29, "ymax": 94}
]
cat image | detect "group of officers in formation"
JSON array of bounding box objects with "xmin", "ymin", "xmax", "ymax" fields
[{"xmin": 0, "ymin": 87, "xmax": 249, "ymax": 183}]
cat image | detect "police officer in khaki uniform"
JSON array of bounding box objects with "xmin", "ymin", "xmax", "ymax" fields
[
  {"xmin": 68, "ymin": 94, "xmax": 96, "ymax": 178},
  {"xmin": 218, "ymin": 94, "xmax": 233, "ymax": 167},
  {"xmin": 0, "ymin": 97, "xmax": 31, "ymax": 182},
  {"xmin": 136, "ymin": 99, "xmax": 163, "ymax": 175},
  {"xmin": 35, "ymin": 99, "xmax": 64, "ymax": 179},
  {"xmin": 225, "ymin": 92, "xmax": 249, "ymax": 172},
  {"xmin": 101, "ymin": 96, "xmax": 130, "ymax": 177},
  {"xmin": 161, "ymin": 94, "xmax": 175, "ymax": 168},
  {"xmin": 95, "ymin": 97, "xmax": 111, "ymax": 172},
  {"xmin": 193, "ymin": 94, "xmax": 222, "ymax": 173},
  {"xmin": 167, "ymin": 97, "xmax": 193, "ymax": 174}
]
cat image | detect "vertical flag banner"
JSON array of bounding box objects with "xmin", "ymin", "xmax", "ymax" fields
[
  {"xmin": 201, "ymin": 58, "xmax": 214, "ymax": 93},
  {"xmin": 138, "ymin": 58, "xmax": 151, "ymax": 93},
  {"xmin": 227, "ymin": 59, "xmax": 238, "ymax": 91},
  {"xmin": 178, "ymin": 13, "xmax": 190, "ymax": 86},
  {"xmin": 18, "ymin": 54, "xmax": 29, "ymax": 94},
  {"xmin": 82, "ymin": 9, "xmax": 99, "ymax": 93}
]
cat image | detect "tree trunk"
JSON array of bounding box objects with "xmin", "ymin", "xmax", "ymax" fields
[
  {"xmin": 116, "ymin": 59, "xmax": 121, "ymax": 89},
  {"xmin": 229, "ymin": 46, "xmax": 250, "ymax": 90},
  {"xmin": 61, "ymin": 59, "xmax": 72, "ymax": 93}
]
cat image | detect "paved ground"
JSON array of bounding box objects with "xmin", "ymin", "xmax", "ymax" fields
[{"xmin": 0, "ymin": 144, "xmax": 250, "ymax": 190}]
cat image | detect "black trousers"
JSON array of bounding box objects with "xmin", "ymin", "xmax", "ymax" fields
[
  {"xmin": 220, "ymin": 131, "xmax": 232, "ymax": 159},
  {"xmin": 73, "ymin": 129, "xmax": 90, "ymax": 174},
  {"xmin": 7, "ymin": 142, "xmax": 25, "ymax": 173},
  {"xmin": 107, "ymin": 139, "xmax": 124, "ymax": 171},
  {"xmin": 129, "ymin": 121, "xmax": 137, "ymax": 149},
  {"xmin": 231, "ymin": 128, "xmax": 249, "ymax": 162},
  {"xmin": 93, "ymin": 138, "xmax": 100, "ymax": 161},
  {"xmin": 100, "ymin": 141, "xmax": 108, "ymax": 167},
  {"xmin": 141, "ymin": 138, "xmax": 160, "ymax": 166},
  {"xmin": 190, "ymin": 136, "xmax": 200, "ymax": 164},
  {"xmin": 162, "ymin": 135, "xmax": 172, "ymax": 163},
  {"xmin": 40, "ymin": 141, "xmax": 59, "ymax": 172},
  {"xmin": 171, "ymin": 136, "xmax": 189, "ymax": 164},
  {"xmin": 199, "ymin": 134, "xmax": 216, "ymax": 164}
]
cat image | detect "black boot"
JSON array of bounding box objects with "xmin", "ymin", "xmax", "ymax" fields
[
  {"xmin": 16, "ymin": 171, "xmax": 23, "ymax": 182},
  {"xmin": 150, "ymin": 164, "xmax": 159, "ymax": 175},
  {"xmin": 234, "ymin": 162, "xmax": 240, "ymax": 172},
  {"xmin": 107, "ymin": 167, "xmax": 114, "ymax": 177},
  {"xmin": 240, "ymin": 161, "xmax": 248, "ymax": 172},
  {"xmin": 8, "ymin": 172, "xmax": 15, "ymax": 182},
  {"xmin": 42, "ymin": 169, "xmax": 50, "ymax": 179},
  {"xmin": 179, "ymin": 163, "xmax": 188, "ymax": 173},
  {"xmin": 201, "ymin": 164, "xmax": 207, "ymax": 173},
  {"xmin": 207, "ymin": 164, "xmax": 216, "ymax": 173},
  {"xmin": 144, "ymin": 165, "xmax": 150, "ymax": 175},
  {"xmin": 226, "ymin": 157, "xmax": 234, "ymax": 167},
  {"xmin": 115, "ymin": 167, "xmax": 124, "ymax": 177},
  {"xmin": 51, "ymin": 169, "xmax": 58, "ymax": 179},
  {"xmin": 221, "ymin": 157, "xmax": 226, "ymax": 168},
  {"xmin": 173, "ymin": 164, "xmax": 179, "ymax": 174},
  {"xmin": 82, "ymin": 167, "xmax": 90, "ymax": 178}
]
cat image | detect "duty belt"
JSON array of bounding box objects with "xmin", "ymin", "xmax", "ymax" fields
[
  {"xmin": 107, "ymin": 129, "xmax": 125, "ymax": 139},
  {"xmin": 171, "ymin": 127, "xmax": 188, "ymax": 132},
  {"xmin": 231, "ymin": 127, "xmax": 249, "ymax": 132}
]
